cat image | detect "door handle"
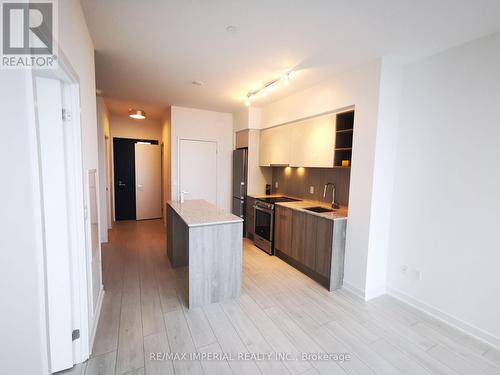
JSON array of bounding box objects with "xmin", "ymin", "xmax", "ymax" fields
[
  {"xmin": 118, "ymin": 181, "xmax": 126, "ymax": 187},
  {"xmin": 240, "ymin": 182, "xmax": 245, "ymax": 198}
]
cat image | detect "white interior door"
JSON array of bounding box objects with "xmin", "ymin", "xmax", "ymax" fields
[
  {"xmin": 36, "ymin": 77, "xmax": 74, "ymax": 372},
  {"xmin": 135, "ymin": 143, "xmax": 162, "ymax": 220},
  {"xmin": 179, "ymin": 139, "xmax": 217, "ymax": 205}
]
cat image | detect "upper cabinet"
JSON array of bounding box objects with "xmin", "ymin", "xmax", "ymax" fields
[
  {"xmin": 259, "ymin": 125, "xmax": 291, "ymax": 166},
  {"xmin": 259, "ymin": 110, "xmax": 354, "ymax": 168},
  {"xmin": 290, "ymin": 114, "xmax": 335, "ymax": 167}
]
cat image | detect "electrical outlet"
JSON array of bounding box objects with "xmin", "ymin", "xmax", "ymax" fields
[
  {"xmin": 275, "ymin": 181, "xmax": 278, "ymax": 189},
  {"xmin": 309, "ymin": 186, "xmax": 314, "ymax": 194},
  {"xmin": 410, "ymin": 269, "xmax": 422, "ymax": 281},
  {"xmin": 400, "ymin": 265, "xmax": 408, "ymax": 275}
]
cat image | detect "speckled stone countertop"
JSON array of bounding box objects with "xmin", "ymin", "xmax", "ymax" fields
[
  {"xmin": 167, "ymin": 199, "xmax": 243, "ymax": 227},
  {"xmin": 276, "ymin": 200, "xmax": 347, "ymax": 221},
  {"xmin": 249, "ymin": 194, "xmax": 348, "ymax": 221}
]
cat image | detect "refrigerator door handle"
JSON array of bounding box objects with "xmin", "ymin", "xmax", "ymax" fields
[{"xmin": 240, "ymin": 181, "xmax": 245, "ymax": 198}]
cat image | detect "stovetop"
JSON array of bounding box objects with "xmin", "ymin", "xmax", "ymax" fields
[{"xmin": 257, "ymin": 196, "xmax": 302, "ymax": 204}]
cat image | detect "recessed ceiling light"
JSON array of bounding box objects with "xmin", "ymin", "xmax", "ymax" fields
[
  {"xmin": 225, "ymin": 25, "xmax": 237, "ymax": 33},
  {"xmin": 191, "ymin": 80, "xmax": 204, "ymax": 86},
  {"xmin": 129, "ymin": 108, "xmax": 146, "ymax": 120}
]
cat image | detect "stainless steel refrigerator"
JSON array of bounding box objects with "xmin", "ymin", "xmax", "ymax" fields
[{"xmin": 232, "ymin": 149, "xmax": 248, "ymax": 235}]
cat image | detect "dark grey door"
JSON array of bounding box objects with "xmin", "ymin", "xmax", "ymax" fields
[
  {"xmin": 232, "ymin": 149, "xmax": 247, "ymax": 199},
  {"xmin": 113, "ymin": 138, "xmax": 136, "ymax": 221}
]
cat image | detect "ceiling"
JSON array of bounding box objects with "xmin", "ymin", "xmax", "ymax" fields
[
  {"xmin": 82, "ymin": 0, "xmax": 500, "ymax": 113},
  {"xmin": 103, "ymin": 97, "xmax": 166, "ymax": 121}
]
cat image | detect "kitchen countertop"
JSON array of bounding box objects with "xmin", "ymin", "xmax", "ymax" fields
[
  {"xmin": 248, "ymin": 194, "xmax": 288, "ymax": 199},
  {"xmin": 276, "ymin": 200, "xmax": 347, "ymax": 221},
  {"xmin": 167, "ymin": 199, "xmax": 243, "ymax": 227},
  {"xmin": 248, "ymin": 194, "xmax": 348, "ymax": 221}
]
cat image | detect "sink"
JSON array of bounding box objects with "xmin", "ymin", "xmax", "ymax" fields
[{"xmin": 304, "ymin": 206, "xmax": 334, "ymax": 213}]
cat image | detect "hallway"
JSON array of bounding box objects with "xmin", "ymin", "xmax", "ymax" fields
[{"xmin": 67, "ymin": 220, "xmax": 500, "ymax": 375}]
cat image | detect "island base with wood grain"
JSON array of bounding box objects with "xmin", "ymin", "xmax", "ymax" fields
[{"xmin": 166, "ymin": 200, "xmax": 243, "ymax": 308}]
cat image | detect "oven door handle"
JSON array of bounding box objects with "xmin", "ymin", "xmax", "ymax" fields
[{"xmin": 253, "ymin": 205, "xmax": 273, "ymax": 215}]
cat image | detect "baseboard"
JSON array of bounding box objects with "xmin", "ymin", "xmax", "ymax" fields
[
  {"xmin": 364, "ymin": 284, "xmax": 386, "ymax": 300},
  {"xmin": 387, "ymin": 286, "xmax": 500, "ymax": 349},
  {"xmin": 342, "ymin": 281, "xmax": 366, "ymax": 300},
  {"xmin": 89, "ymin": 287, "xmax": 105, "ymax": 353}
]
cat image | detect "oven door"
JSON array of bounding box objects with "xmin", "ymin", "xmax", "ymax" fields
[{"xmin": 253, "ymin": 205, "xmax": 274, "ymax": 254}]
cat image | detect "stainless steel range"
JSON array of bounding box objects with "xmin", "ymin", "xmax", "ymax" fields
[{"xmin": 253, "ymin": 196, "xmax": 301, "ymax": 254}]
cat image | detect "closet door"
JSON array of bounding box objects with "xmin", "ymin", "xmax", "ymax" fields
[{"xmin": 36, "ymin": 76, "xmax": 74, "ymax": 372}]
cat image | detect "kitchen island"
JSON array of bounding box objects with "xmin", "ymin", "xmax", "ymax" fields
[{"xmin": 166, "ymin": 199, "xmax": 243, "ymax": 308}]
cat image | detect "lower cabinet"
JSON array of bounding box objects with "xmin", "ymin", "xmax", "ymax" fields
[
  {"xmin": 291, "ymin": 210, "xmax": 317, "ymax": 270},
  {"xmin": 274, "ymin": 205, "xmax": 292, "ymax": 256},
  {"xmin": 315, "ymin": 217, "xmax": 333, "ymax": 278},
  {"xmin": 274, "ymin": 205, "xmax": 344, "ymax": 290},
  {"xmin": 246, "ymin": 196, "xmax": 255, "ymax": 239}
]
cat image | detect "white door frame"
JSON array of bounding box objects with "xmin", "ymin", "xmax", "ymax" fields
[
  {"xmin": 84, "ymin": 168, "xmax": 104, "ymax": 353},
  {"xmin": 177, "ymin": 137, "xmax": 218, "ymax": 205},
  {"xmin": 31, "ymin": 50, "xmax": 92, "ymax": 368},
  {"xmin": 105, "ymin": 135, "xmax": 113, "ymax": 229}
]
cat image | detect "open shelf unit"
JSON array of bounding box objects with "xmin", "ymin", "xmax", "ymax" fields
[{"xmin": 334, "ymin": 110, "xmax": 354, "ymax": 167}]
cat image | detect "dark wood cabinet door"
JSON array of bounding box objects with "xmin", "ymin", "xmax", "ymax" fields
[
  {"xmin": 315, "ymin": 217, "xmax": 333, "ymax": 278},
  {"xmin": 291, "ymin": 210, "xmax": 317, "ymax": 268},
  {"xmin": 291, "ymin": 211, "xmax": 305, "ymax": 261},
  {"xmin": 303, "ymin": 214, "xmax": 317, "ymax": 270},
  {"xmin": 275, "ymin": 206, "xmax": 292, "ymax": 255}
]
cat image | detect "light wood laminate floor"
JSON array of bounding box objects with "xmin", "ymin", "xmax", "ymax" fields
[{"xmin": 60, "ymin": 219, "xmax": 500, "ymax": 375}]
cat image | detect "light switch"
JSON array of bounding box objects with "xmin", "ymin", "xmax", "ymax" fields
[
  {"xmin": 400, "ymin": 265, "xmax": 408, "ymax": 275},
  {"xmin": 309, "ymin": 186, "xmax": 314, "ymax": 194},
  {"xmin": 275, "ymin": 181, "xmax": 279, "ymax": 189}
]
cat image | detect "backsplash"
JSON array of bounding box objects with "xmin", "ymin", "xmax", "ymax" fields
[{"xmin": 272, "ymin": 167, "xmax": 351, "ymax": 207}]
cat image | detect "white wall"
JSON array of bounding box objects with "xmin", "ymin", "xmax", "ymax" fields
[
  {"xmin": 0, "ymin": 0, "xmax": 99, "ymax": 372},
  {"xmin": 0, "ymin": 70, "xmax": 51, "ymax": 375},
  {"xmin": 109, "ymin": 114, "xmax": 163, "ymax": 141},
  {"xmin": 161, "ymin": 107, "xmax": 172, "ymax": 223},
  {"xmin": 259, "ymin": 61, "xmax": 384, "ymax": 296},
  {"xmin": 387, "ymin": 32, "xmax": 500, "ymax": 346},
  {"xmin": 171, "ymin": 106, "xmax": 233, "ymax": 211},
  {"xmin": 364, "ymin": 57, "xmax": 403, "ymax": 298},
  {"xmin": 233, "ymin": 107, "xmax": 249, "ymax": 132},
  {"xmin": 96, "ymin": 97, "xmax": 110, "ymax": 242}
]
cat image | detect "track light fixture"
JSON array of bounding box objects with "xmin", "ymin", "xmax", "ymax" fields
[{"xmin": 244, "ymin": 71, "xmax": 292, "ymax": 106}]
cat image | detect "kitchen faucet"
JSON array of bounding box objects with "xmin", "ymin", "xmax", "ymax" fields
[{"xmin": 323, "ymin": 182, "xmax": 340, "ymax": 209}]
